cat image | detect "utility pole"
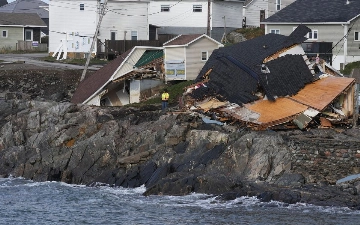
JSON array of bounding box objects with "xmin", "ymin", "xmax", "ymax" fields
[
  {"xmin": 222, "ymin": 16, "xmax": 227, "ymax": 43},
  {"xmin": 207, "ymin": 0, "xmax": 211, "ymax": 36},
  {"xmin": 80, "ymin": 0, "xmax": 108, "ymax": 82}
]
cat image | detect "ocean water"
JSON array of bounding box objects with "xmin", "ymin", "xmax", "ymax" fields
[{"xmin": 0, "ymin": 177, "xmax": 359, "ymax": 225}]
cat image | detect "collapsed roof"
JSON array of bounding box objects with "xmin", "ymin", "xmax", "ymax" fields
[
  {"xmin": 190, "ymin": 25, "xmax": 313, "ymax": 105},
  {"xmin": 184, "ymin": 25, "xmax": 356, "ymax": 130}
]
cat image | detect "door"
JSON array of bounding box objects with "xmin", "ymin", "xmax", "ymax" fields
[{"xmin": 25, "ymin": 29, "xmax": 33, "ymax": 41}]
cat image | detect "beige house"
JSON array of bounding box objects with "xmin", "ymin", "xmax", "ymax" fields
[
  {"xmin": 0, "ymin": 12, "xmax": 46, "ymax": 51},
  {"xmin": 163, "ymin": 34, "xmax": 223, "ymax": 81}
]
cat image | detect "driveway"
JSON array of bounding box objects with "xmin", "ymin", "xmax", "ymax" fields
[{"xmin": 0, "ymin": 53, "xmax": 102, "ymax": 70}]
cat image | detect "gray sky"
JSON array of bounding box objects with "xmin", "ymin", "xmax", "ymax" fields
[{"xmin": 7, "ymin": 0, "xmax": 49, "ymax": 3}]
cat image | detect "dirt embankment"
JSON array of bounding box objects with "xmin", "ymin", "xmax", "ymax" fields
[{"xmin": 0, "ymin": 63, "xmax": 92, "ymax": 102}]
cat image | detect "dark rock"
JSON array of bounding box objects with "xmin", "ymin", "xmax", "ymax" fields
[
  {"xmin": 1, "ymin": 98, "xmax": 360, "ymax": 209},
  {"xmin": 275, "ymin": 173, "xmax": 305, "ymax": 187}
]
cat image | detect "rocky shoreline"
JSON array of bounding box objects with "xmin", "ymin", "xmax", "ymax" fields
[{"xmin": 1, "ymin": 68, "xmax": 360, "ymax": 209}]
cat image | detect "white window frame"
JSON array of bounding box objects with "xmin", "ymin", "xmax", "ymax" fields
[
  {"xmin": 270, "ymin": 29, "xmax": 280, "ymax": 34},
  {"xmin": 1, "ymin": 30, "xmax": 7, "ymax": 38},
  {"xmin": 24, "ymin": 29, "xmax": 33, "ymax": 41},
  {"xmin": 307, "ymin": 29, "xmax": 318, "ymax": 40},
  {"xmin": 193, "ymin": 5, "xmax": 202, "ymax": 12},
  {"xmin": 80, "ymin": 3, "xmax": 84, "ymax": 11},
  {"xmin": 161, "ymin": 5, "xmax": 170, "ymax": 12},
  {"xmin": 131, "ymin": 31, "xmax": 138, "ymax": 40},
  {"xmin": 355, "ymin": 31, "xmax": 359, "ymax": 41},
  {"xmin": 201, "ymin": 51, "xmax": 208, "ymax": 61},
  {"xmin": 276, "ymin": 0, "xmax": 281, "ymax": 11}
]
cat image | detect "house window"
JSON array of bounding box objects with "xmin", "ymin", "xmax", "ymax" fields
[
  {"xmin": 2, "ymin": 30, "xmax": 7, "ymax": 38},
  {"xmin": 193, "ymin": 5, "xmax": 202, "ymax": 12},
  {"xmin": 161, "ymin": 5, "xmax": 170, "ymax": 12},
  {"xmin": 201, "ymin": 51, "xmax": 208, "ymax": 61},
  {"xmin": 25, "ymin": 30, "xmax": 33, "ymax": 41},
  {"xmin": 80, "ymin": 4, "xmax": 84, "ymax": 10},
  {"xmin": 131, "ymin": 31, "xmax": 138, "ymax": 40},
  {"xmin": 307, "ymin": 30, "xmax": 318, "ymax": 40},
  {"xmin": 110, "ymin": 31, "xmax": 116, "ymax": 41},
  {"xmin": 276, "ymin": 0, "xmax": 281, "ymax": 11},
  {"xmin": 355, "ymin": 31, "xmax": 359, "ymax": 41},
  {"xmin": 270, "ymin": 29, "xmax": 280, "ymax": 34}
]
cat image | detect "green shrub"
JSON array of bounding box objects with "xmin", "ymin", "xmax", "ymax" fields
[{"xmin": 341, "ymin": 61, "xmax": 360, "ymax": 76}]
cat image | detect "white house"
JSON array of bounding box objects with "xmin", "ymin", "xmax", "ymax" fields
[
  {"xmin": 149, "ymin": 0, "xmax": 245, "ymax": 42},
  {"xmin": 243, "ymin": 0, "xmax": 295, "ymax": 27},
  {"xmin": 49, "ymin": 0, "xmax": 150, "ymax": 59},
  {"xmin": 262, "ymin": 0, "xmax": 360, "ymax": 71}
]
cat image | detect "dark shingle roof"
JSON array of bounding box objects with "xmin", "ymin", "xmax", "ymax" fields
[
  {"xmin": 0, "ymin": 0, "xmax": 48, "ymax": 18},
  {"xmin": 163, "ymin": 34, "xmax": 203, "ymax": 46},
  {"xmin": 0, "ymin": 0, "xmax": 7, "ymax": 7},
  {"xmin": 264, "ymin": 0, "xmax": 360, "ymax": 23},
  {"xmin": 244, "ymin": 0, "xmax": 253, "ymax": 6},
  {"xmin": 191, "ymin": 25, "xmax": 313, "ymax": 105},
  {"xmin": 71, "ymin": 48, "xmax": 134, "ymax": 104},
  {"xmin": 135, "ymin": 49, "xmax": 163, "ymax": 67},
  {"xmin": 0, "ymin": 12, "xmax": 46, "ymax": 26}
]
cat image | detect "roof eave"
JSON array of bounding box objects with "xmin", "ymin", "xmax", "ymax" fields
[
  {"xmin": 348, "ymin": 14, "xmax": 360, "ymax": 23},
  {"xmin": 163, "ymin": 34, "xmax": 182, "ymax": 46},
  {"xmin": 0, "ymin": 25, "xmax": 47, "ymax": 27},
  {"xmin": 187, "ymin": 34, "xmax": 224, "ymax": 47},
  {"xmin": 262, "ymin": 22, "xmax": 351, "ymax": 25}
]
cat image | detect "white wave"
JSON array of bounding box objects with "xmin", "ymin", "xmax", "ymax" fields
[{"xmin": 98, "ymin": 184, "xmax": 147, "ymax": 196}]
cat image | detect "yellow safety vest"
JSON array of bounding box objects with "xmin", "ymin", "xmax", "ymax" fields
[{"xmin": 162, "ymin": 92, "xmax": 169, "ymax": 101}]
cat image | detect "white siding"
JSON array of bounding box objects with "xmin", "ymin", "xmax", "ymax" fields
[
  {"xmin": 185, "ymin": 37, "xmax": 220, "ymax": 80},
  {"xmin": 164, "ymin": 47, "xmax": 185, "ymax": 61},
  {"xmin": 244, "ymin": 0, "xmax": 268, "ymax": 27},
  {"xmin": 244, "ymin": 0, "xmax": 295, "ymax": 27},
  {"xmin": 348, "ymin": 18, "xmax": 360, "ymax": 57},
  {"xmin": 86, "ymin": 95, "xmax": 101, "ymax": 106},
  {"xmin": 99, "ymin": 1, "xmax": 149, "ymax": 41},
  {"xmin": 149, "ymin": 1, "xmax": 208, "ymax": 27},
  {"xmin": 49, "ymin": 0, "xmax": 97, "ymax": 53},
  {"xmin": 268, "ymin": 0, "xmax": 295, "ymax": 17},
  {"xmin": 279, "ymin": 45, "xmax": 305, "ymax": 57},
  {"xmin": 130, "ymin": 80, "xmax": 141, "ymax": 103},
  {"xmin": 113, "ymin": 48, "xmax": 147, "ymax": 80},
  {"xmin": 212, "ymin": 1, "xmax": 243, "ymax": 28},
  {"xmin": 49, "ymin": 0, "xmax": 149, "ymax": 54}
]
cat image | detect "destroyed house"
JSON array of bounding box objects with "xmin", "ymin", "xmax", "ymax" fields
[
  {"xmin": 71, "ymin": 46, "xmax": 164, "ymax": 106},
  {"xmin": 185, "ymin": 25, "xmax": 356, "ymax": 130},
  {"xmin": 191, "ymin": 25, "xmax": 314, "ymax": 105}
]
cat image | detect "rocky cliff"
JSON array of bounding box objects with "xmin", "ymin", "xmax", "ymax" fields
[{"xmin": 1, "ymin": 98, "xmax": 360, "ymax": 209}]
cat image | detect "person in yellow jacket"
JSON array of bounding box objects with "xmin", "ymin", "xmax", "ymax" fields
[{"xmin": 161, "ymin": 89, "xmax": 169, "ymax": 111}]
